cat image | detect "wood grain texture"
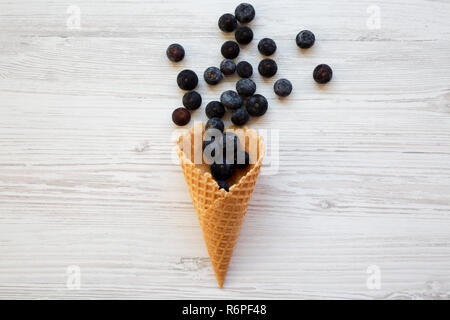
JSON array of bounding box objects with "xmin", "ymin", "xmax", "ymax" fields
[{"xmin": 0, "ymin": 0, "xmax": 450, "ymax": 299}]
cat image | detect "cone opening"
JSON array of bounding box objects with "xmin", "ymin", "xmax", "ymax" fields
[{"xmin": 175, "ymin": 122, "xmax": 265, "ymax": 196}]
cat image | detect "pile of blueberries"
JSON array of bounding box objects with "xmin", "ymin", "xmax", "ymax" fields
[{"xmin": 168, "ymin": 3, "xmax": 333, "ymax": 191}]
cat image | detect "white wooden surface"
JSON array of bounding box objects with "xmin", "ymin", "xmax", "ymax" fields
[{"xmin": 1, "ymin": 0, "xmax": 450, "ymax": 299}]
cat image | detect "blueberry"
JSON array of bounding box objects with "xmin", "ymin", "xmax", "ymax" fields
[
  {"xmin": 205, "ymin": 101, "xmax": 226, "ymax": 119},
  {"xmin": 182, "ymin": 91, "xmax": 202, "ymax": 110},
  {"xmin": 235, "ymin": 26, "xmax": 253, "ymax": 45},
  {"xmin": 236, "ymin": 61, "xmax": 253, "ymax": 78},
  {"xmin": 246, "ymin": 94, "xmax": 268, "ymax": 116},
  {"xmin": 166, "ymin": 43, "xmax": 185, "ymax": 62},
  {"xmin": 258, "ymin": 58, "xmax": 277, "ymax": 78},
  {"xmin": 222, "ymin": 132, "xmax": 240, "ymax": 159},
  {"xmin": 236, "ymin": 78, "xmax": 256, "ymax": 96},
  {"xmin": 216, "ymin": 180, "xmax": 230, "ymax": 191},
  {"xmin": 235, "ymin": 3, "xmax": 255, "ymax": 23},
  {"xmin": 220, "ymin": 90, "xmax": 243, "ymax": 110},
  {"xmin": 234, "ymin": 150, "xmax": 250, "ymax": 169},
  {"xmin": 296, "ymin": 30, "xmax": 315, "ymax": 49},
  {"xmin": 220, "ymin": 59, "xmax": 236, "ymax": 76},
  {"xmin": 204, "ymin": 67, "xmax": 223, "ymax": 85},
  {"xmin": 258, "ymin": 38, "xmax": 277, "ymax": 56},
  {"xmin": 206, "ymin": 117, "xmax": 224, "ymax": 133},
  {"xmin": 274, "ymin": 79, "xmax": 292, "ymax": 97},
  {"xmin": 172, "ymin": 107, "xmax": 191, "ymax": 126},
  {"xmin": 221, "ymin": 41, "xmax": 240, "ymax": 59},
  {"xmin": 313, "ymin": 64, "xmax": 333, "ymax": 84},
  {"xmin": 177, "ymin": 69, "xmax": 198, "ymax": 90},
  {"xmin": 231, "ymin": 108, "xmax": 250, "ymax": 126},
  {"xmin": 218, "ymin": 13, "xmax": 238, "ymax": 32},
  {"xmin": 211, "ymin": 163, "xmax": 235, "ymax": 180}
]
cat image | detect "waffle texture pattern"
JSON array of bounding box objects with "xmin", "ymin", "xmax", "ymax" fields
[{"xmin": 175, "ymin": 124, "xmax": 265, "ymax": 287}]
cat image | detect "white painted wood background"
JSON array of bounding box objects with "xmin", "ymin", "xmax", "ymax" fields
[{"xmin": 0, "ymin": 0, "xmax": 449, "ymax": 299}]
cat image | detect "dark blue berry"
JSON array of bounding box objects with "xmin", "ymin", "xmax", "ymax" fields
[
  {"xmin": 313, "ymin": 64, "xmax": 333, "ymax": 84},
  {"xmin": 220, "ymin": 90, "xmax": 243, "ymax": 110},
  {"xmin": 231, "ymin": 108, "xmax": 249, "ymax": 126},
  {"xmin": 166, "ymin": 43, "xmax": 185, "ymax": 62},
  {"xmin": 177, "ymin": 70, "xmax": 198, "ymax": 90},
  {"xmin": 205, "ymin": 101, "xmax": 226, "ymax": 119},
  {"xmin": 182, "ymin": 91, "xmax": 202, "ymax": 110},
  {"xmin": 236, "ymin": 61, "xmax": 253, "ymax": 78},
  {"xmin": 216, "ymin": 180, "xmax": 229, "ymax": 191},
  {"xmin": 172, "ymin": 107, "xmax": 191, "ymax": 126},
  {"xmin": 274, "ymin": 79, "xmax": 292, "ymax": 97},
  {"xmin": 218, "ymin": 13, "xmax": 238, "ymax": 32},
  {"xmin": 220, "ymin": 59, "xmax": 236, "ymax": 76},
  {"xmin": 235, "ymin": 26, "xmax": 253, "ymax": 45},
  {"xmin": 204, "ymin": 67, "xmax": 223, "ymax": 85},
  {"xmin": 211, "ymin": 163, "xmax": 235, "ymax": 180},
  {"xmin": 234, "ymin": 150, "xmax": 250, "ymax": 169},
  {"xmin": 258, "ymin": 38, "xmax": 276, "ymax": 56},
  {"xmin": 221, "ymin": 41, "xmax": 240, "ymax": 59},
  {"xmin": 258, "ymin": 59, "xmax": 277, "ymax": 78},
  {"xmin": 206, "ymin": 117, "xmax": 224, "ymax": 133},
  {"xmin": 246, "ymin": 94, "xmax": 268, "ymax": 116},
  {"xmin": 296, "ymin": 30, "xmax": 315, "ymax": 49},
  {"xmin": 235, "ymin": 3, "xmax": 255, "ymax": 23},
  {"xmin": 236, "ymin": 78, "xmax": 256, "ymax": 97}
]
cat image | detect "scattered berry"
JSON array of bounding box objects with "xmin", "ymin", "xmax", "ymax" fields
[
  {"xmin": 234, "ymin": 150, "xmax": 250, "ymax": 169},
  {"xmin": 205, "ymin": 101, "xmax": 226, "ymax": 119},
  {"xmin": 216, "ymin": 180, "xmax": 230, "ymax": 191},
  {"xmin": 177, "ymin": 69, "xmax": 198, "ymax": 90},
  {"xmin": 235, "ymin": 3, "xmax": 255, "ymax": 23},
  {"xmin": 206, "ymin": 117, "xmax": 225, "ymax": 133},
  {"xmin": 258, "ymin": 58, "xmax": 278, "ymax": 78},
  {"xmin": 166, "ymin": 43, "xmax": 185, "ymax": 62},
  {"xmin": 231, "ymin": 108, "xmax": 250, "ymax": 126},
  {"xmin": 204, "ymin": 67, "xmax": 223, "ymax": 85},
  {"xmin": 218, "ymin": 13, "xmax": 238, "ymax": 32},
  {"xmin": 182, "ymin": 91, "xmax": 202, "ymax": 110},
  {"xmin": 258, "ymin": 38, "xmax": 277, "ymax": 56},
  {"xmin": 236, "ymin": 61, "xmax": 253, "ymax": 78},
  {"xmin": 274, "ymin": 79, "xmax": 292, "ymax": 97},
  {"xmin": 211, "ymin": 163, "xmax": 235, "ymax": 180},
  {"xmin": 235, "ymin": 26, "xmax": 254, "ymax": 45},
  {"xmin": 313, "ymin": 64, "xmax": 333, "ymax": 84},
  {"xmin": 296, "ymin": 30, "xmax": 315, "ymax": 49},
  {"xmin": 220, "ymin": 90, "xmax": 243, "ymax": 110},
  {"xmin": 172, "ymin": 107, "xmax": 191, "ymax": 126},
  {"xmin": 220, "ymin": 59, "xmax": 236, "ymax": 76},
  {"xmin": 221, "ymin": 41, "xmax": 240, "ymax": 59},
  {"xmin": 246, "ymin": 94, "xmax": 268, "ymax": 116},
  {"xmin": 236, "ymin": 78, "xmax": 256, "ymax": 96}
]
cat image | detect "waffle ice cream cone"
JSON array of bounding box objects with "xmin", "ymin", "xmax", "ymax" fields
[{"xmin": 175, "ymin": 122, "xmax": 265, "ymax": 287}]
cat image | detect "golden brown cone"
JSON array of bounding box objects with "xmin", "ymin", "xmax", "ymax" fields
[{"xmin": 175, "ymin": 123, "xmax": 265, "ymax": 287}]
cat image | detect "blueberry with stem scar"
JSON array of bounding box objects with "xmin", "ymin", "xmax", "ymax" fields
[
  {"xmin": 205, "ymin": 101, "xmax": 226, "ymax": 119},
  {"xmin": 220, "ymin": 59, "xmax": 236, "ymax": 76},
  {"xmin": 177, "ymin": 70, "xmax": 198, "ymax": 90},
  {"xmin": 166, "ymin": 43, "xmax": 185, "ymax": 62},
  {"xmin": 172, "ymin": 107, "xmax": 191, "ymax": 126},
  {"xmin": 204, "ymin": 67, "xmax": 223, "ymax": 85},
  {"xmin": 182, "ymin": 91, "xmax": 202, "ymax": 110},
  {"xmin": 218, "ymin": 13, "xmax": 238, "ymax": 32},
  {"xmin": 313, "ymin": 64, "xmax": 333, "ymax": 84}
]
